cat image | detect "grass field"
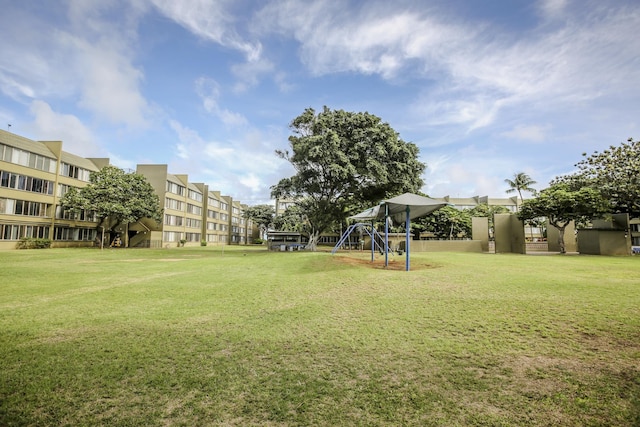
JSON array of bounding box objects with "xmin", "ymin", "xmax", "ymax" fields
[{"xmin": 0, "ymin": 247, "xmax": 639, "ymax": 426}]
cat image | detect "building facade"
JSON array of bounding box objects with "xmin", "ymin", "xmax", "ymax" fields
[
  {"xmin": 0, "ymin": 130, "xmax": 255, "ymax": 250},
  {"xmin": 0, "ymin": 130, "xmax": 111, "ymax": 250}
]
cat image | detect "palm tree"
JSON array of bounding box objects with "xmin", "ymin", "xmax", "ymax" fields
[{"xmin": 505, "ymin": 172, "xmax": 537, "ymax": 210}]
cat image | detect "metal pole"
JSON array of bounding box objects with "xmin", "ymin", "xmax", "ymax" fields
[
  {"xmin": 371, "ymin": 220, "xmax": 375, "ymax": 262},
  {"xmin": 405, "ymin": 205, "xmax": 410, "ymax": 271},
  {"xmin": 384, "ymin": 204, "xmax": 389, "ymax": 267}
]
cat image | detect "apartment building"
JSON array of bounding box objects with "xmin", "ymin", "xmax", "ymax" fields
[
  {"xmin": 0, "ymin": 129, "xmax": 111, "ymax": 250},
  {"xmin": 134, "ymin": 165, "xmax": 255, "ymax": 248},
  {"xmin": 0, "ymin": 130, "xmax": 255, "ymax": 250},
  {"xmin": 203, "ymin": 190, "xmax": 230, "ymax": 245}
]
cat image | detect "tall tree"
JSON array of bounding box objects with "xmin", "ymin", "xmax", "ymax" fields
[
  {"xmin": 573, "ymin": 138, "xmax": 640, "ymax": 216},
  {"xmin": 518, "ymin": 183, "xmax": 610, "ymax": 253},
  {"xmin": 243, "ymin": 204, "xmax": 275, "ymax": 239},
  {"xmin": 414, "ymin": 206, "xmax": 472, "ymax": 239},
  {"xmin": 272, "ymin": 205, "xmax": 308, "ymax": 233},
  {"xmin": 504, "ymin": 172, "xmax": 537, "ymax": 209},
  {"xmin": 61, "ymin": 165, "xmax": 162, "ymax": 247},
  {"xmin": 271, "ymin": 107, "xmax": 425, "ymax": 250}
]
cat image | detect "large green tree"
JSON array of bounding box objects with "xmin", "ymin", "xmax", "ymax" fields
[
  {"xmin": 61, "ymin": 165, "xmax": 162, "ymax": 247},
  {"xmin": 573, "ymin": 138, "xmax": 640, "ymax": 216},
  {"xmin": 272, "ymin": 205, "xmax": 308, "ymax": 234},
  {"xmin": 518, "ymin": 183, "xmax": 610, "ymax": 253},
  {"xmin": 271, "ymin": 107, "xmax": 425, "ymax": 250},
  {"xmin": 414, "ymin": 206, "xmax": 472, "ymax": 239},
  {"xmin": 243, "ymin": 204, "xmax": 275, "ymax": 239}
]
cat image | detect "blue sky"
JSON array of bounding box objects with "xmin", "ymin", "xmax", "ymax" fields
[{"xmin": 1, "ymin": 0, "xmax": 639, "ymax": 204}]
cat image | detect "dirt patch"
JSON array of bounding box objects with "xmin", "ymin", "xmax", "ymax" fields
[{"xmin": 334, "ymin": 254, "xmax": 437, "ymax": 271}]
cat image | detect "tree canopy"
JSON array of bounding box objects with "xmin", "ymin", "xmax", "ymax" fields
[
  {"xmin": 412, "ymin": 203, "xmax": 509, "ymax": 240},
  {"xmin": 243, "ymin": 204, "xmax": 275, "ymax": 239},
  {"xmin": 518, "ymin": 182, "xmax": 610, "ymax": 253},
  {"xmin": 572, "ymin": 138, "xmax": 640, "ymax": 216},
  {"xmin": 61, "ymin": 165, "xmax": 162, "ymax": 241},
  {"xmin": 271, "ymin": 106, "xmax": 425, "ymax": 249}
]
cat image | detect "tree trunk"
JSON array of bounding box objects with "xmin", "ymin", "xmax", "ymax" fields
[
  {"xmin": 551, "ymin": 220, "xmax": 570, "ymax": 254},
  {"xmin": 557, "ymin": 226, "xmax": 566, "ymax": 253},
  {"xmin": 305, "ymin": 230, "xmax": 320, "ymax": 251}
]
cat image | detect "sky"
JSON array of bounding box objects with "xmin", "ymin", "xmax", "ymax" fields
[{"xmin": 1, "ymin": 0, "xmax": 639, "ymax": 205}]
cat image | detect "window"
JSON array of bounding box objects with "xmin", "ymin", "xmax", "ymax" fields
[
  {"xmin": 208, "ymin": 197, "xmax": 220, "ymax": 208},
  {"xmin": 207, "ymin": 210, "xmax": 218, "ymax": 219},
  {"xmin": 166, "ymin": 181, "xmax": 185, "ymax": 196},
  {"xmin": 1, "ymin": 224, "xmax": 20, "ymax": 240},
  {"xmin": 185, "ymin": 232, "xmax": 201, "ymax": 242},
  {"xmin": 207, "ymin": 222, "xmax": 217, "ymax": 230},
  {"xmin": 186, "ymin": 203, "xmax": 202, "ymax": 215},
  {"xmin": 165, "ymin": 197, "xmax": 184, "ymax": 211},
  {"xmin": 220, "ymin": 202, "xmax": 228, "ymax": 211},
  {"xmin": 188, "ymin": 189, "xmax": 202, "ymax": 202},
  {"xmin": 0, "ymin": 198, "xmax": 48, "ymax": 217},
  {"xmin": 186, "ymin": 218, "xmax": 201, "ymax": 228},
  {"xmin": 163, "ymin": 231, "xmax": 181, "ymax": 242},
  {"xmin": 0, "ymin": 170, "xmax": 54, "ymax": 195},
  {"xmin": 164, "ymin": 214, "xmax": 183, "ymax": 226},
  {"xmin": 60, "ymin": 163, "xmax": 91, "ymax": 181}
]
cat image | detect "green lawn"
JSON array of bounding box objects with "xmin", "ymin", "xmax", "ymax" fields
[{"xmin": 1, "ymin": 247, "xmax": 639, "ymax": 426}]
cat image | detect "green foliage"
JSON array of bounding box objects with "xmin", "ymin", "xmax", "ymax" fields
[
  {"xmin": 271, "ymin": 107, "xmax": 425, "ymax": 248},
  {"xmin": 413, "ymin": 204, "xmax": 510, "ymax": 240},
  {"xmin": 243, "ymin": 204, "xmax": 275, "ymax": 238},
  {"xmin": 518, "ymin": 183, "xmax": 610, "ymax": 228},
  {"xmin": 572, "ymin": 138, "xmax": 640, "ymax": 216},
  {"xmin": 60, "ymin": 165, "xmax": 163, "ymax": 229},
  {"xmin": 518, "ymin": 182, "xmax": 611, "ymax": 252},
  {"xmin": 200, "ymin": 240, "xmax": 207, "ymax": 247},
  {"xmin": 414, "ymin": 206, "xmax": 472, "ymax": 239},
  {"xmin": 273, "ymin": 205, "xmax": 307, "ymax": 233},
  {"xmin": 504, "ymin": 172, "xmax": 537, "ymax": 205},
  {"xmin": 15, "ymin": 237, "xmax": 51, "ymax": 249}
]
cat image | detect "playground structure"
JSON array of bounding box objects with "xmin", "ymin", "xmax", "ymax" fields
[
  {"xmin": 333, "ymin": 193, "xmax": 450, "ymax": 271},
  {"xmin": 331, "ymin": 222, "xmax": 386, "ymax": 260}
]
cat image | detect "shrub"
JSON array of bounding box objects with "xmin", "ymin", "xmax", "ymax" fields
[
  {"xmin": 253, "ymin": 238, "xmax": 265, "ymax": 245},
  {"xmin": 16, "ymin": 237, "xmax": 52, "ymax": 249},
  {"xmin": 200, "ymin": 240, "xmax": 207, "ymax": 247}
]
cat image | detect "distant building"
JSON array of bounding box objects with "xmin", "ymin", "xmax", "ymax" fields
[{"xmin": 0, "ymin": 130, "xmax": 256, "ymax": 250}]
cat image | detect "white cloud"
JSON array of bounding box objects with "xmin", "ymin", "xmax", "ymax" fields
[
  {"xmin": 0, "ymin": 1, "xmax": 151, "ymax": 128},
  {"xmin": 538, "ymin": 0, "xmax": 569, "ymax": 19},
  {"xmin": 166, "ymin": 119, "xmax": 288, "ymax": 202},
  {"xmin": 27, "ymin": 100, "xmax": 102, "ymax": 157},
  {"xmin": 501, "ymin": 125, "xmax": 549, "ymax": 143},
  {"xmin": 256, "ymin": 0, "xmax": 640, "ymax": 135},
  {"xmin": 71, "ymin": 37, "xmax": 150, "ymax": 128},
  {"xmin": 149, "ymin": 0, "xmax": 262, "ymax": 61},
  {"xmin": 195, "ymin": 77, "xmax": 248, "ymax": 126}
]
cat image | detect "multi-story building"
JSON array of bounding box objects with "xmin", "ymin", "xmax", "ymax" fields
[
  {"xmin": 0, "ymin": 129, "xmax": 111, "ymax": 249},
  {"xmin": 134, "ymin": 165, "xmax": 256, "ymax": 248},
  {"xmin": 203, "ymin": 189, "xmax": 230, "ymax": 245},
  {"xmin": 0, "ymin": 130, "xmax": 256, "ymax": 250}
]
